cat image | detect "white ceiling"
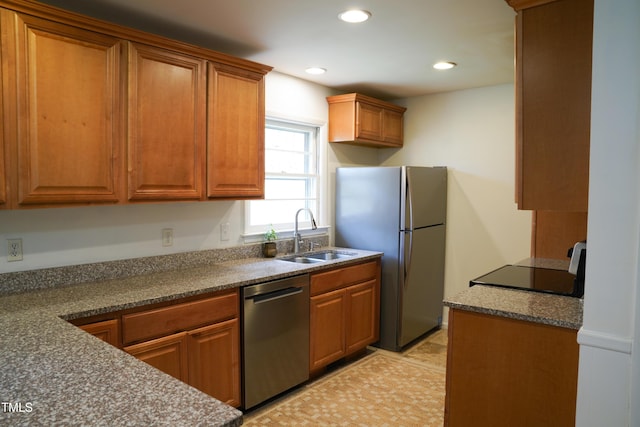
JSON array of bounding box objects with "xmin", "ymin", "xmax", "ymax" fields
[{"xmin": 38, "ymin": 0, "xmax": 516, "ymax": 100}]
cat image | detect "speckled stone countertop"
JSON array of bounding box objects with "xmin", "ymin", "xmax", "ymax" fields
[
  {"xmin": 0, "ymin": 246, "xmax": 381, "ymax": 426},
  {"xmin": 444, "ymin": 258, "xmax": 583, "ymax": 330}
]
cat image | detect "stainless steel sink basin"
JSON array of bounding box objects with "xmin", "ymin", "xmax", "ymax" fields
[
  {"xmin": 279, "ymin": 256, "xmax": 325, "ymax": 264},
  {"xmin": 306, "ymin": 251, "xmax": 356, "ymax": 260},
  {"xmin": 278, "ymin": 250, "xmax": 356, "ymax": 263}
]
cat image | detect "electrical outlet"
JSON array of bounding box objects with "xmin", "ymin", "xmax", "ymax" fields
[
  {"xmin": 162, "ymin": 228, "xmax": 173, "ymax": 247},
  {"xmin": 220, "ymin": 223, "xmax": 230, "ymax": 241},
  {"xmin": 7, "ymin": 238, "xmax": 23, "ymax": 262}
]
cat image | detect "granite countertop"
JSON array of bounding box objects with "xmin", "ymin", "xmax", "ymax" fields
[
  {"xmin": 0, "ymin": 247, "xmax": 381, "ymax": 426},
  {"xmin": 444, "ymin": 258, "xmax": 583, "ymax": 330}
]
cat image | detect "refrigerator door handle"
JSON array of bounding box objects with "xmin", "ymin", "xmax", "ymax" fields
[
  {"xmin": 406, "ymin": 168, "xmax": 414, "ymax": 231},
  {"xmin": 404, "ymin": 231, "xmax": 413, "ymax": 289}
]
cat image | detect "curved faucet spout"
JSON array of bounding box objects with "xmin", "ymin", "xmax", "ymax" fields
[{"xmin": 294, "ymin": 208, "xmax": 318, "ymax": 253}]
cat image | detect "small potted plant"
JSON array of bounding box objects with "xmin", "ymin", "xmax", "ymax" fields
[{"xmin": 263, "ymin": 226, "xmax": 278, "ymax": 257}]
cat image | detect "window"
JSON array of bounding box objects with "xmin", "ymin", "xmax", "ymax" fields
[{"xmin": 245, "ymin": 119, "xmax": 320, "ymax": 236}]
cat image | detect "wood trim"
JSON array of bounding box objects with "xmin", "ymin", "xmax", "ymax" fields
[
  {"xmin": 531, "ymin": 211, "xmax": 588, "ymax": 259},
  {"xmin": 327, "ymin": 93, "xmax": 406, "ymax": 113},
  {"xmin": 514, "ymin": 12, "xmax": 523, "ymax": 206},
  {"xmin": 505, "ymin": 0, "xmax": 558, "ymax": 11},
  {"xmin": 0, "ymin": 21, "xmax": 6, "ymax": 208},
  {"xmin": 0, "ymin": 0, "xmax": 272, "ymax": 75}
]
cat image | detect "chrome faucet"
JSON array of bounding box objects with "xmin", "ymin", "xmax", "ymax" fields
[{"xmin": 294, "ymin": 208, "xmax": 318, "ymax": 253}]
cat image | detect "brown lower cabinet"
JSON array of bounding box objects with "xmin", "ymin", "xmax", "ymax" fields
[
  {"xmin": 123, "ymin": 318, "xmax": 240, "ymax": 407},
  {"xmin": 76, "ymin": 289, "xmax": 241, "ymax": 408},
  {"xmin": 75, "ymin": 260, "xmax": 382, "ymax": 408},
  {"xmin": 309, "ymin": 260, "xmax": 381, "ymax": 372},
  {"xmin": 444, "ymin": 309, "xmax": 579, "ymax": 427},
  {"xmin": 79, "ymin": 319, "xmax": 120, "ymax": 347}
]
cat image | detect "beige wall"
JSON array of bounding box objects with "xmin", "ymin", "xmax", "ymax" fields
[{"xmin": 381, "ymin": 84, "xmax": 532, "ymax": 319}]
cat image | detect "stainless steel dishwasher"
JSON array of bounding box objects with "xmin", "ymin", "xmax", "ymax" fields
[{"xmin": 242, "ymin": 274, "xmax": 309, "ymax": 409}]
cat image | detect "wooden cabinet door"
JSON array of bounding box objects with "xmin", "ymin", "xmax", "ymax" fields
[
  {"xmin": 1, "ymin": 11, "xmax": 124, "ymax": 207},
  {"xmin": 382, "ymin": 109, "xmax": 404, "ymax": 146},
  {"xmin": 0, "ymin": 90, "xmax": 5, "ymax": 208},
  {"xmin": 515, "ymin": 0, "xmax": 593, "ymax": 211},
  {"xmin": 345, "ymin": 279, "xmax": 379, "ymax": 355},
  {"xmin": 327, "ymin": 94, "xmax": 405, "ymax": 148},
  {"xmin": 124, "ymin": 332, "xmax": 189, "ymax": 382},
  {"xmin": 356, "ymin": 101, "xmax": 383, "ymax": 141},
  {"xmin": 207, "ymin": 63, "xmax": 265, "ymax": 199},
  {"xmin": 128, "ymin": 42, "xmax": 206, "ymax": 201},
  {"xmin": 445, "ymin": 309, "xmax": 579, "ymax": 427},
  {"xmin": 187, "ymin": 318, "xmax": 241, "ymax": 407},
  {"xmin": 310, "ymin": 288, "xmax": 346, "ymax": 371},
  {"xmin": 79, "ymin": 319, "xmax": 120, "ymax": 348}
]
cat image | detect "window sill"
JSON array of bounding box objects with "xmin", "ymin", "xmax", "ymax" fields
[{"xmin": 242, "ymin": 226, "xmax": 330, "ymax": 245}]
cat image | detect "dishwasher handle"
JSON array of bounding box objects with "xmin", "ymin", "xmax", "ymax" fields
[{"xmin": 246, "ymin": 286, "xmax": 304, "ymax": 304}]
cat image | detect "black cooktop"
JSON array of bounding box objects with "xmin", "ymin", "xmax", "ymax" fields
[{"xmin": 470, "ymin": 265, "xmax": 579, "ymax": 297}]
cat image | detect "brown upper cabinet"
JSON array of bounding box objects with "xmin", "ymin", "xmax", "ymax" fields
[
  {"xmin": 327, "ymin": 93, "xmax": 406, "ymax": 148},
  {"xmin": 0, "ymin": 0, "xmax": 271, "ymax": 209},
  {"xmin": 207, "ymin": 63, "xmax": 265, "ymax": 199},
  {"xmin": 127, "ymin": 43, "xmax": 206, "ymax": 202},
  {"xmin": 508, "ymin": 0, "xmax": 593, "ymax": 211},
  {"xmin": 0, "ymin": 71, "xmax": 6, "ymax": 208},
  {"xmin": 1, "ymin": 9, "xmax": 125, "ymax": 207}
]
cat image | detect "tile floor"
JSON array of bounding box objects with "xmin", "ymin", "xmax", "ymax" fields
[{"xmin": 244, "ymin": 328, "xmax": 448, "ymax": 426}]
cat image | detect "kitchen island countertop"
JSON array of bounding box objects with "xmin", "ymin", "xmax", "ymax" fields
[{"xmin": 0, "ymin": 247, "xmax": 381, "ymax": 426}]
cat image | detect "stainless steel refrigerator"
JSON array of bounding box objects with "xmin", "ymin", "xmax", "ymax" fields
[{"xmin": 335, "ymin": 166, "xmax": 447, "ymax": 351}]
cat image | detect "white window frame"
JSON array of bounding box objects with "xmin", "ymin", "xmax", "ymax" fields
[{"xmin": 244, "ymin": 117, "xmax": 327, "ymax": 241}]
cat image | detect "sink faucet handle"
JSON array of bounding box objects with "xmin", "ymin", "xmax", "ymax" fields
[{"xmin": 309, "ymin": 241, "xmax": 321, "ymax": 251}]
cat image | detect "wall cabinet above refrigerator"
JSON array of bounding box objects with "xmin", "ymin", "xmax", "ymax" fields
[{"xmin": 327, "ymin": 93, "xmax": 406, "ymax": 148}]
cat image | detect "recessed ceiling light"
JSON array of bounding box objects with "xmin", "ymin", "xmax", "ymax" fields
[
  {"xmin": 305, "ymin": 67, "xmax": 327, "ymax": 75},
  {"xmin": 433, "ymin": 61, "xmax": 457, "ymax": 70},
  {"xmin": 338, "ymin": 9, "xmax": 371, "ymax": 23}
]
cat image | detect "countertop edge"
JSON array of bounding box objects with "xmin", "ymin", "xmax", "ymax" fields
[{"xmin": 444, "ymin": 281, "xmax": 583, "ymax": 331}]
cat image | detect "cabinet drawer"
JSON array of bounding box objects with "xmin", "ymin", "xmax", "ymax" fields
[
  {"xmin": 122, "ymin": 290, "xmax": 238, "ymax": 345},
  {"xmin": 311, "ymin": 261, "xmax": 379, "ymax": 296}
]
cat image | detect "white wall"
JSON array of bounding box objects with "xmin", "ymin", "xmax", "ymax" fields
[
  {"xmin": 0, "ymin": 71, "xmax": 335, "ymax": 274},
  {"xmin": 576, "ymin": 0, "xmax": 640, "ymax": 425},
  {"xmin": 380, "ymin": 84, "xmax": 532, "ymax": 318}
]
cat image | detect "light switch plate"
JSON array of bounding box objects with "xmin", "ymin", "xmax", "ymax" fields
[
  {"xmin": 220, "ymin": 223, "xmax": 230, "ymax": 241},
  {"xmin": 162, "ymin": 228, "xmax": 173, "ymax": 247}
]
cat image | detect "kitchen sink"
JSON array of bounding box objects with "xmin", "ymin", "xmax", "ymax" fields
[
  {"xmin": 306, "ymin": 251, "xmax": 356, "ymax": 260},
  {"xmin": 278, "ymin": 250, "xmax": 356, "ymax": 264},
  {"xmin": 280, "ymin": 256, "xmax": 325, "ymax": 264}
]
